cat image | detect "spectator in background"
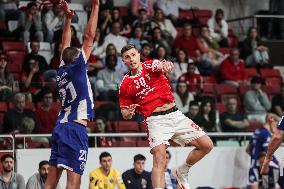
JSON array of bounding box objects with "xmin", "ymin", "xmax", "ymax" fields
[
  {"xmin": 21, "ymin": 57, "xmax": 45, "ymax": 102},
  {"xmin": 70, "ymin": 25, "xmax": 81, "ymax": 48},
  {"xmin": 94, "ymin": 117, "xmax": 114, "ymax": 147},
  {"xmin": 49, "ymin": 41, "xmax": 62, "ymax": 70},
  {"xmin": 219, "ymin": 48, "xmax": 246, "ymax": 87},
  {"xmin": 24, "ymin": 40, "xmax": 49, "ymax": 71},
  {"xmin": 111, "ymin": 7, "xmax": 132, "ymax": 37},
  {"xmin": 194, "ymin": 98, "xmax": 217, "ymax": 132},
  {"xmin": 26, "ymin": 160, "xmax": 61, "ymax": 189},
  {"xmin": 132, "ymin": 9, "xmax": 152, "ymax": 40},
  {"xmin": 35, "ymin": 88, "xmax": 58, "ymax": 134},
  {"xmin": 241, "ymin": 27, "xmax": 270, "ymax": 66},
  {"xmin": 170, "ymin": 48, "xmax": 194, "ymax": 84},
  {"xmin": 0, "ymin": 0, "xmax": 20, "ymax": 21},
  {"xmin": 98, "ymin": 6, "xmax": 112, "ymax": 35},
  {"xmin": 174, "ymin": 23, "xmax": 198, "ymax": 59},
  {"xmin": 164, "ymin": 150, "xmax": 177, "ymax": 189},
  {"xmin": 153, "ymin": 45, "xmax": 172, "ymax": 62},
  {"xmin": 271, "ymin": 83, "xmax": 284, "ymax": 117},
  {"xmin": 208, "ymin": 9, "xmax": 228, "ymax": 47},
  {"xmin": 243, "ymin": 76, "xmax": 271, "ymax": 124},
  {"xmin": 220, "ymin": 97, "xmax": 249, "ymax": 132},
  {"xmin": 151, "ymin": 27, "xmax": 172, "ymax": 55},
  {"xmin": 151, "ymin": 8, "xmax": 177, "ymax": 44},
  {"xmin": 197, "ymin": 25, "xmax": 225, "ymax": 75},
  {"xmin": 18, "ymin": 2, "xmax": 44, "ymax": 44},
  {"xmin": 156, "ymin": 0, "xmax": 192, "ymax": 25},
  {"xmin": 89, "ymin": 152, "xmax": 125, "ymax": 189},
  {"xmin": 178, "ymin": 63, "xmax": 202, "ymax": 96},
  {"xmin": 122, "ymin": 154, "xmax": 152, "ymax": 189},
  {"xmin": 130, "ymin": 0, "xmax": 153, "ymax": 17},
  {"xmin": 2, "ymin": 93, "xmax": 38, "ymax": 134},
  {"xmin": 96, "ymin": 55, "xmax": 124, "ymax": 101},
  {"xmin": 103, "ymin": 21, "xmax": 128, "ymax": 53},
  {"xmin": 91, "ymin": 28, "xmax": 106, "ymax": 60},
  {"xmin": 140, "ymin": 43, "xmax": 153, "ymax": 61},
  {"xmin": 185, "ymin": 100, "xmax": 200, "ymax": 120},
  {"xmin": 174, "ymin": 81, "xmax": 194, "ymax": 114},
  {"xmin": 43, "ymin": 4, "xmax": 64, "ymax": 43},
  {"xmin": 128, "ymin": 24, "xmax": 147, "ymax": 50},
  {"xmin": 105, "ymin": 43, "xmax": 128, "ymax": 75},
  {"xmin": 0, "ymin": 154, "xmax": 25, "ymax": 189},
  {"xmin": 246, "ymin": 113, "xmax": 280, "ymax": 189},
  {"xmin": 0, "ymin": 53, "xmax": 15, "ymax": 101}
]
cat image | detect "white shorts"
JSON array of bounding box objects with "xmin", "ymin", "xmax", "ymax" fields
[{"xmin": 146, "ymin": 109, "xmax": 206, "ymax": 149}]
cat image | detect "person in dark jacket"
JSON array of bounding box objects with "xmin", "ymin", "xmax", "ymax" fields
[{"xmin": 122, "ymin": 154, "xmax": 152, "ymax": 189}]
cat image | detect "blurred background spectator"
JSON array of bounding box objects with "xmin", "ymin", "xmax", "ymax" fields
[
  {"xmin": 173, "ymin": 81, "xmax": 194, "ymax": 114},
  {"xmin": 243, "ymin": 76, "xmax": 271, "ymax": 124}
]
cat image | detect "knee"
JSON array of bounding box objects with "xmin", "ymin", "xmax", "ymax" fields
[{"xmin": 202, "ymin": 138, "xmax": 214, "ymax": 154}]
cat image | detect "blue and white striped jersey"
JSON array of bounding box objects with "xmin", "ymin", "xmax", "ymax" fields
[{"xmin": 56, "ymin": 49, "xmax": 94, "ymax": 123}]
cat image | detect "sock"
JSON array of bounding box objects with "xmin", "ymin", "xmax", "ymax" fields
[
  {"xmin": 155, "ymin": 188, "xmax": 163, "ymax": 189},
  {"xmin": 178, "ymin": 162, "xmax": 192, "ymax": 174}
]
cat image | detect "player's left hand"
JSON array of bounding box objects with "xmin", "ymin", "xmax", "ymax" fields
[
  {"xmin": 162, "ymin": 60, "xmax": 174, "ymax": 73},
  {"xmin": 260, "ymin": 157, "xmax": 271, "ymax": 174},
  {"xmin": 60, "ymin": 1, "xmax": 74, "ymax": 19}
]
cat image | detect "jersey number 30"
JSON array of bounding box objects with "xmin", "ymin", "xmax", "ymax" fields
[{"xmin": 59, "ymin": 82, "xmax": 77, "ymax": 106}]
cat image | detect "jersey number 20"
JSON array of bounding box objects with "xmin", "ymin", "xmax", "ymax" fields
[{"xmin": 59, "ymin": 82, "xmax": 77, "ymax": 106}]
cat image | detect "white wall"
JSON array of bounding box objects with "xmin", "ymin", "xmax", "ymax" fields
[{"xmin": 16, "ymin": 146, "xmax": 284, "ymax": 189}]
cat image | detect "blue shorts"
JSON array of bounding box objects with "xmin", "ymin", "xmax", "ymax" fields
[{"xmin": 49, "ymin": 122, "xmax": 88, "ymax": 175}]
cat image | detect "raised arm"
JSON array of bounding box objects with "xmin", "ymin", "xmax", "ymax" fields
[
  {"xmin": 82, "ymin": 0, "xmax": 99, "ymax": 60},
  {"xmin": 60, "ymin": 1, "xmax": 74, "ymax": 56}
]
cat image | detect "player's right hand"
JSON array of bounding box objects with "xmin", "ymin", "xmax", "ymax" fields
[{"xmin": 92, "ymin": 0, "xmax": 99, "ymax": 7}]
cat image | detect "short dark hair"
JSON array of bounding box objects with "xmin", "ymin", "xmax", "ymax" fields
[
  {"xmin": 216, "ymin": 9, "xmax": 224, "ymax": 16},
  {"xmin": 134, "ymin": 154, "xmax": 146, "ymax": 162},
  {"xmin": 251, "ymin": 76, "xmax": 263, "ymax": 84},
  {"xmin": 62, "ymin": 47, "xmax": 80, "ymax": 65},
  {"xmin": 166, "ymin": 150, "xmax": 171, "ymax": 159},
  {"xmin": 99, "ymin": 152, "xmax": 111, "ymax": 161},
  {"xmin": 39, "ymin": 160, "xmax": 49, "ymax": 169},
  {"xmin": 121, "ymin": 44, "xmax": 136, "ymax": 55},
  {"xmin": 112, "ymin": 7, "xmax": 120, "ymax": 12},
  {"xmin": 189, "ymin": 100, "xmax": 199, "ymax": 107},
  {"xmin": 141, "ymin": 43, "xmax": 152, "ymax": 49},
  {"xmin": 27, "ymin": 2, "xmax": 37, "ymax": 9},
  {"xmin": 1, "ymin": 154, "xmax": 13, "ymax": 162}
]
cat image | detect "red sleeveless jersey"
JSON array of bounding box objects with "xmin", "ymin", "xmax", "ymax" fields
[{"xmin": 119, "ymin": 59, "xmax": 174, "ymax": 117}]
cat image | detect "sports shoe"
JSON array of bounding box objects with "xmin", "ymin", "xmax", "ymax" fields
[{"xmin": 172, "ymin": 168, "xmax": 190, "ymax": 189}]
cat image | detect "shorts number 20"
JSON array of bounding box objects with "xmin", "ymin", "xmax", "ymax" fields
[{"xmin": 79, "ymin": 150, "xmax": 87, "ymax": 161}]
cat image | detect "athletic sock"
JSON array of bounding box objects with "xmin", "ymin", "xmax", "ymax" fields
[{"xmin": 178, "ymin": 162, "xmax": 192, "ymax": 174}]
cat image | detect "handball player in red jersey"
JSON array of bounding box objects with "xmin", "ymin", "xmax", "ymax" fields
[{"xmin": 119, "ymin": 44, "xmax": 214, "ymax": 189}]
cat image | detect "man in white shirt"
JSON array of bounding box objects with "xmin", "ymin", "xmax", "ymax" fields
[
  {"xmin": 26, "ymin": 161, "xmax": 61, "ymax": 189},
  {"xmin": 208, "ymin": 9, "xmax": 228, "ymax": 47},
  {"xmin": 103, "ymin": 21, "xmax": 128, "ymax": 53},
  {"xmin": 44, "ymin": 4, "xmax": 64, "ymax": 43}
]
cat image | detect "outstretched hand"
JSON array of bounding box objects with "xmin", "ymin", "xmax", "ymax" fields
[
  {"xmin": 60, "ymin": 1, "xmax": 74, "ymax": 19},
  {"xmin": 92, "ymin": 0, "xmax": 100, "ymax": 7}
]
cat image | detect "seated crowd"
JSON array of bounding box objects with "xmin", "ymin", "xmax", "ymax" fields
[{"xmin": 0, "ymin": 0, "xmax": 282, "ymax": 148}]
